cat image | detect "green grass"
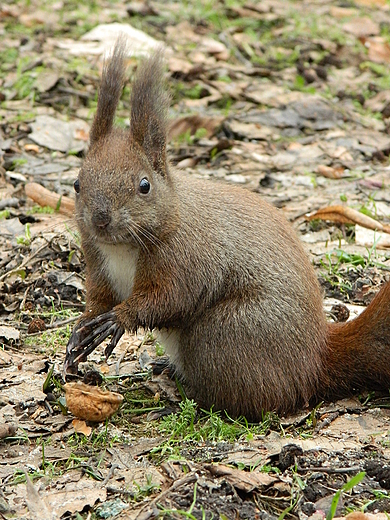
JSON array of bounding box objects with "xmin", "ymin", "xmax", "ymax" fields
[
  {"xmin": 16, "ymin": 223, "xmax": 32, "ymax": 246},
  {"xmin": 173, "ymin": 127, "xmax": 208, "ymax": 146},
  {"xmin": 24, "ymin": 326, "xmax": 73, "ymax": 354},
  {"xmin": 27, "ymin": 205, "xmax": 55, "ymax": 215},
  {"xmin": 151, "ymin": 398, "xmax": 278, "ymax": 461},
  {"xmin": 326, "ymin": 472, "xmax": 366, "ymax": 520},
  {"xmin": 158, "ymin": 482, "xmax": 202, "ymax": 519}
]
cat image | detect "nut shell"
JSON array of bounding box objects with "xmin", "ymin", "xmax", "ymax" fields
[{"xmin": 64, "ymin": 382, "xmax": 123, "ymax": 422}]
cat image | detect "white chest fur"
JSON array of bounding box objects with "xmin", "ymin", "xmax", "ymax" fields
[
  {"xmin": 155, "ymin": 328, "xmax": 182, "ymax": 373},
  {"xmin": 98, "ymin": 243, "xmax": 140, "ymax": 302}
]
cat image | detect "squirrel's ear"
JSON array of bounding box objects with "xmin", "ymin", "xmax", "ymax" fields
[
  {"xmin": 90, "ymin": 37, "xmax": 127, "ymax": 146},
  {"xmin": 130, "ymin": 50, "xmax": 170, "ymax": 176}
]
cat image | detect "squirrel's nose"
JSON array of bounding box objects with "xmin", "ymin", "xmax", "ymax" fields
[{"xmin": 92, "ymin": 211, "xmax": 111, "ymax": 229}]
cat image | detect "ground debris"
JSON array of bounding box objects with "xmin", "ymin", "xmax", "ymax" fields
[{"xmin": 2, "ymin": 0, "xmax": 390, "ymax": 518}]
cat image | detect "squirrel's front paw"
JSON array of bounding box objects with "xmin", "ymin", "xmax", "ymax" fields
[{"xmin": 64, "ymin": 311, "xmax": 125, "ymax": 376}]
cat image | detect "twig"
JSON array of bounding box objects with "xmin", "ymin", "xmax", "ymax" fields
[
  {"xmin": 0, "ymin": 243, "xmax": 49, "ymax": 282},
  {"xmin": 19, "ymin": 285, "xmax": 30, "ymax": 311},
  {"xmin": 25, "ymin": 182, "xmax": 75, "ymax": 216},
  {"xmin": 101, "ymin": 464, "xmax": 119, "ymax": 487},
  {"xmin": 46, "ymin": 315, "xmax": 80, "ymax": 330},
  {"xmin": 106, "ymin": 485, "xmax": 136, "ymax": 497},
  {"xmin": 218, "ymin": 31, "xmax": 252, "ymax": 67},
  {"xmin": 298, "ymin": 465, "xmax": 362, "ymax": 474},
  {"xmin": 57, "ymin": 85, "xmax": 93, "ymax": 100},
  {"xmin": 136, "ymin": 473, "xmax": 198, "ymax": 519}
]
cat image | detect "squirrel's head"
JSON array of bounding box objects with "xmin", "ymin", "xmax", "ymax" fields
[{"xmin": 74, "ymin": 39, "xmax": 177, "ymax": 248}]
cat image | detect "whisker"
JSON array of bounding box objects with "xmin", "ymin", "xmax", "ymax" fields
[
  {"xmin": 124, "ymin": 222, "xmax": 148, "ymax": 252},
  {"xmin": 131, "ymin": 223, "xmax": 164, "ymax": 254}
]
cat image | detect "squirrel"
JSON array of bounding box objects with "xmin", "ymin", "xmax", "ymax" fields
[{"xmin": 64, "ymin": 39, "xmax": 390, "ymax": 421}]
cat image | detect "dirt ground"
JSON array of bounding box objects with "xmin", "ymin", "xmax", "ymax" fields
[{"xmin": 1, "ymin": 0, "xmax": 390, "ymax": 518}]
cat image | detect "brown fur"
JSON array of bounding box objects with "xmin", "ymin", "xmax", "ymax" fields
[{"xmin": 70, "ymin": 41, "xmax": 390, "ymax": 421}]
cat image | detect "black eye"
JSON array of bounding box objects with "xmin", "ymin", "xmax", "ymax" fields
[
  {"xmin": 139, "ymin": 178, "xmax": 150, "ymax": 194},
  {"xmin": 74, "ymin": 179, "xmax": 80, "ymax": 193}
]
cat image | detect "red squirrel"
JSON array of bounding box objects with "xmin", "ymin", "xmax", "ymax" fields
[{"xmin": 64, "ymin": 40, "xmax": 390, "ymax": 421}]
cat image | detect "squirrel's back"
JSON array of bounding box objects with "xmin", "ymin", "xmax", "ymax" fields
[{"xmin": 139, "ymin": 171, "xmax": 329, "ymax": 417}]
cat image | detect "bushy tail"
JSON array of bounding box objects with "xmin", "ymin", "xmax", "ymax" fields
[{"xmin": 325, "ymin": 282, "xmax": 390, "ymax": 394}]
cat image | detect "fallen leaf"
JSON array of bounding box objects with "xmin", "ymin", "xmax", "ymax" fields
[
  {"xmin": 0, "ymin": 423, "xmax": 17, "ymax": 439},
  {"xmin": 24, "ymin": 143, "xmax": 40, "ymax": 153},
  {"xmin": 329, "ymin": 6, "xmax": 357, "ymax": 18},
  {"xmin": 0, "ymin": 374, "xmax": 47, "ymax": 406},
  {"xmin": 365, "ymin": 90, "xmax": 390, "ymax": 112},
  {"xmin": 24, "ymin": 469, "xmax": 55, "ymax": 520},
  {"xmin": 45, "ymin": 481, "xmax": 107, "ymax": 517},
  {"xmin": 306, "ymin": 205, "xmax": 390, "ymax": 233},
  {"xmin": 365, "ymin": 37, "xmax": 390, "ymax": 64},
  {"xmin": 168, "ymin": 56, "xmax": 195, "ymax": 75},
  {"xmin": 74, "ymin": 127, "xmax": 89, "ymax": 141},
  {"xmin": 355, "ymin": 224, "xmax": 390, "ymax": 249},
  {"xmin": 316, "ymin": 165, "xmax": 344, "ymax": 179},
  {"xmin": 205, "ymin": 463, "xmax": 276, "ymax": 492},
  {"xmin": 343, "ymin": 17, "xmax": 380, "ymax": 38},
  {"xmin": 225, "ymin": 120, "xmax": 276, "ymax": 140},
  {"xmin": 0, "ymin": 325, "xmax": 20, "ymax": 341},
  {"xmin": 29, "ymin": 115, "xmax": 89, "ymax": 153},
  {"xmin": 53, "ymin": 22, "xmax": 169, "ymax": 59},
  {"xmin": 168, "ymin": 114, "xmax": 224, "ymax": 140},
  {"xmin": 72, "ymin": 419, "xmax": 92, "ymax": 436},
  {"xmin": 353, "ymin": 0, "xmax": 388, "ymax": 6},
  {"xmin": 176, "ymin": 157, "xmax": 199, "ymax": 169},
  {"xmin": 34, "ymin": 71, "xmax": 59, "ymax": 93}
]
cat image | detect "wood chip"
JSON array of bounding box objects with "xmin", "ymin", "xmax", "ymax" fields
[
  {"xmin": 306, "ymin": 205, "xmax": 390, "ymax": 233},
  {"xmin": 25, "ymin": 182, "xmax": 75, "ymax": 216}
]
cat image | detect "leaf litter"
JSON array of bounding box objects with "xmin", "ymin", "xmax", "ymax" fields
[{"xmin": 1, "ymin": 0, "xmax": 390, "ymax": 518}]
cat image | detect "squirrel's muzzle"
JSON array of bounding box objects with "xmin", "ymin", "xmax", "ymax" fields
[{"xmin": 92, "ymin": 209, "xmax": 111, "ymax": 230}]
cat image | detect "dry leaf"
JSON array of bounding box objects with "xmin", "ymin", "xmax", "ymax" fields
[
  {"xmin": 306, "ymin": 205, "xmax": 390, "ymax": 234},
  {"xmin": 0, "ymin": 325, "xmax": 20, "ymax": 341},
  {"xmin": 23, "ymin": 469, "xmax": 55, "ymax": 520},
  {"xmin": 168, "ymin": 56, "xmax": 194, "ymax": 75},
  {"xmin": 316, "ymin": 165, "xmax": 344, "ymax": 179},
  {"xmin": 355, "ymin": 224, "xmax": 390, "ymax": 249},
  {"xmin": 0, "ymin": 423, "xmax": 17, "ymax": 439},
  {"xmin": 168, "ymin": 114, "xmax": 224, "ymax": 140},
  {"xmin": 45, "ymin": 482, "xmax": 107, "ymax": 517},
  {"xmin": 365, "ymin": 89, "xmax": 390, "ymax": 112},
  {"xmin": 205, "ymin": 463, "xmax": 276, "ymax": 492},
  {"xmin": 24, "ymin": 143, "xmax": 40, "ymax": 153},
  {"xmin": 353, "ymin": 0, "xmax": 387, "ymax": 6},
  {"xmin": 177, "ymin": 157, "xmax": 198, "ymax": 168},
  {"xmin": 329, "ymin": 6, "xmax": 357, "ymax": 18},
  {"xmin": 74, "ymin": 127, "xmax": 89, "ymax": 141},
  {"xmin": 365, "ymin": 37, "xmax": 390, "ymax": 64},
  {"xmin": 72, "ymin": 419, "xmax": 92, "ymax": 436},
  {"xmin": 342, "ymin": 17, "xmax": 380, "ymax": 38},
  {"xmin": 64, "ymin": 382, "xmax": 123, "ymax": 422}
]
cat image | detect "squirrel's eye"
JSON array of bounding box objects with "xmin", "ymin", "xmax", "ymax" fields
[
  {"xmin": 139, "ymin": 178, "xmax": 150, "ymax": 195},
  {"xmin": 74, "ymin": 179, "xmax": 80, "ymax": 193}
]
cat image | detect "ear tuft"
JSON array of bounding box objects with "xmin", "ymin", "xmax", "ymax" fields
[
  {"xmin": 129, "ymin": 49, "xmax": 170, "ymax": 176},
  {"xmin": 89, "ymin": 36, "xmax": 128, "ymax": 146}
]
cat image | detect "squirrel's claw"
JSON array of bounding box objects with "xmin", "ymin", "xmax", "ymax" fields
[
  {"xmin": 63, "ymin": 311, "xmax": 125, "ymax": 376},
  {"xmin": 104, "ymin": 324, "xmax": 125, "ymax": 359}
]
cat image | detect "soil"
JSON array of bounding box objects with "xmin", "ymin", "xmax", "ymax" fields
[{"xmin": 1, "ymin": 0, "xmax": 390, "ymax": 519}]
